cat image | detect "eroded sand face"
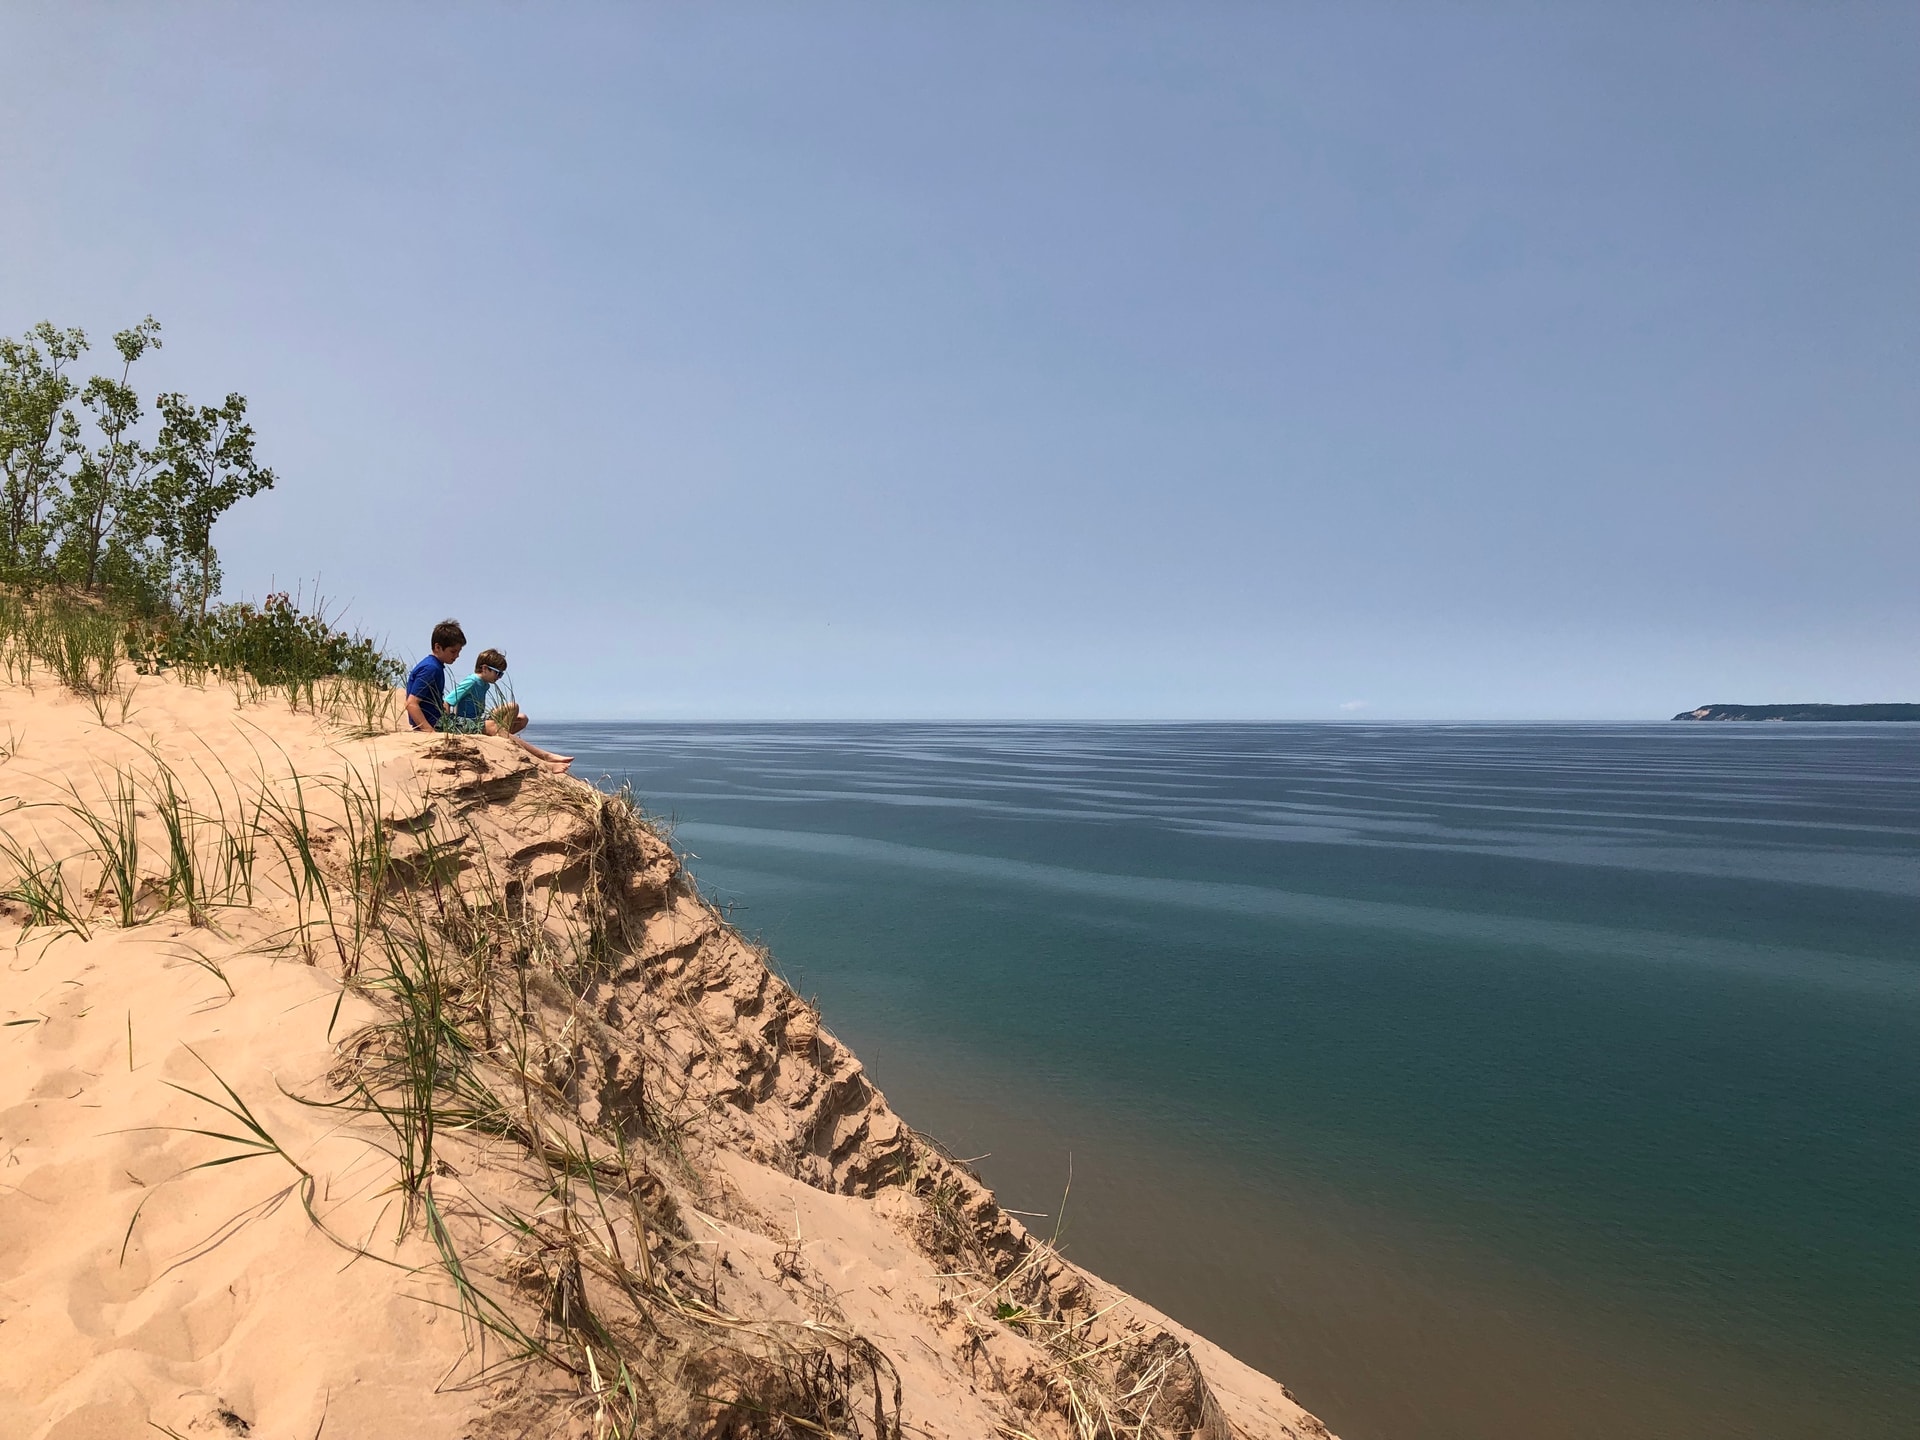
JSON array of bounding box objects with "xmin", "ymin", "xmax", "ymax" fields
[{"xmin": 0, "ymin": 674, "xmax": 1333, "ymax": 1440}]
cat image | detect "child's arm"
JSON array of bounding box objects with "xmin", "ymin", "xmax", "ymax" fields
[
  {"xmin": 446, "ymin": 675, "xmax": 486, "ymax": 724},
  {"xmin": 404, "ymin": 690, "xmax": 433, "ymax": 731}
]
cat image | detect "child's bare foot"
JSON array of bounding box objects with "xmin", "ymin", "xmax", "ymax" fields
[{"xmin": 545, "ymin": 758, "xmax": 573, "ymax": 773}]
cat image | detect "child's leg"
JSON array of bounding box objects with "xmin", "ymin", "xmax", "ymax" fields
[
  {"xmin": 483, "ymin": 703, "xmax": 572, "ymax": 768},
  {"xmin": 507, "ymin": 733, "xmax": 572, "ymax": 770},
  {"xmin": 482, "ymin": 709, "xmax": 526, "ymax": 739},
  {"xmin": 487, "ymin": 737, "xmax": 568, "ymax": 771}
]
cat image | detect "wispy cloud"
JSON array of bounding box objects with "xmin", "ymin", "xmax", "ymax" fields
[{"xmin": 1339, "ymin": 700, "xmax": 1370, "ymax": 711}]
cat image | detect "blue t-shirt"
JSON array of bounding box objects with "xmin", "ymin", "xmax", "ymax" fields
[{"xmin": 405, "ymin": 654, "xmax": 448, "ymax": 730}]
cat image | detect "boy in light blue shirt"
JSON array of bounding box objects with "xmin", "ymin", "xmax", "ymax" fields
[{"xmin": 444, "ymin": 647, "xmax": 573, "ymax": 771}]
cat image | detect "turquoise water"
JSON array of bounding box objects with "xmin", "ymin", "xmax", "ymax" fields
[{"xmin": 544, "ymin": 722, "xmax": 1920, "ymax": 1440}]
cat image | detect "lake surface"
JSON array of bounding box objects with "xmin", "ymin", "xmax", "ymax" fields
[{"xmin": 542, "ymin": 721, "xmax": 1920, "ymax": 1440}]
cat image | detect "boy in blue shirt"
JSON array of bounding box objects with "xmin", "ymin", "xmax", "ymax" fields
[
  {"xmin": 403, "ymin": 618, "xmax": 466, "ymax": 732},
  {"xmin": 443, "ymin": 646, "xmax": 573, "ymax": 772}
]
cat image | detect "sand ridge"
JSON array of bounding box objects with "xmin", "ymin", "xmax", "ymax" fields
[{"xmin": 0, "ymin": 672, "xmax": 1333, "ymax": 1439}]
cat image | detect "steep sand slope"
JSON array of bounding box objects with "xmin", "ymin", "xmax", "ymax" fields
[{"xmin": 0, "ymin": 674, "xmax": 1334, "ymax": 1439}]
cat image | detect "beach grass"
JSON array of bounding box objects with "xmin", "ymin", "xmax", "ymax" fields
[{"xmin": 0, "ymin": 838, "xmax": 91, "ymax": 940}]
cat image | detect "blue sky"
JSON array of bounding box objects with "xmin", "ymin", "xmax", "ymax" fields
[{"xmin": 3, "ymin": 4, "xmax": 1915, "ymax": 719}]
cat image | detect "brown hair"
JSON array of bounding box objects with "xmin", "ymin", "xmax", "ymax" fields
[
  {"xmin": 476, "ymin": 648, "xmax": 507, "ymax": 673},
  {"xmin": 430, "ymin": 618, "xmax": 466, "ymax": 650}
]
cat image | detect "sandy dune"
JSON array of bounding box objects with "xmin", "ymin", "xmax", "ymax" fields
[{"xmin": 0, "ymin": 673, "xmax": 1333, "ymax": 1439}]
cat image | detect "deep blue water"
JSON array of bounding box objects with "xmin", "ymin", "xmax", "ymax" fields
[{"xmin": 542, "ymin": 721, "xmax": 1920, "ymax": 1440}]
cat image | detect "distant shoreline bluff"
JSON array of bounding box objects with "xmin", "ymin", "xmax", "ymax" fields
[{"xmin": 1673, "ymin": 703, "xmax": 1920, "ymax": 722}]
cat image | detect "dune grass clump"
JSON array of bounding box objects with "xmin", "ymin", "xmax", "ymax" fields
[
  {"xmin": 0, "ymin": 588, "xmax": 121, "ymax": 696},
  {"xmin": 0, "ymin": 738, "xmax": 352, "ymax": 946},
  {"xmin": 0, "ymin": 590, "xmax": 23, "ymax": 684},
  {"xmin": 43, "ymin": 600, "xmax": 121, "ymax": 697},
  {"xmin": 56, "ymin": 770, "xmax": 141, "ymax": 926},
  {"xmin": 0, "ymin": 838, "xmax": 90, "ymax": 939},
  {"xmin": 251, "ymin": 759, "xmax": 343, "ymax": 962},
  {"xmin": 315, "ymin": 670, "xmax": 399, "ymax": 737},
  {"xmin": 10, "ymin": 749, "xmax": 270, "ymax": 934},
  {"xmin": 330, "ymin": 764, "xmax": 395, "ymax": 961}
]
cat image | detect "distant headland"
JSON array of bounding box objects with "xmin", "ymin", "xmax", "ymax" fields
[{"xmin": 1673, "ymin": 703, "xmax": 1920, "ymax": 722}]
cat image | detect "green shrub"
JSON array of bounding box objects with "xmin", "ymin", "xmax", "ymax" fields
[{"xmin": 130, "ymin": 590, "xmax": 399, "ymax": 689}]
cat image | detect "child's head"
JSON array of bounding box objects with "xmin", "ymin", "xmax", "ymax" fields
[
  {"xmin": 430, "ymin": 618, "xmax": 466, "ymax": 661},
  {"xmin": 476, "ymin": 648, "xmax": 507, "ymax": 679}
]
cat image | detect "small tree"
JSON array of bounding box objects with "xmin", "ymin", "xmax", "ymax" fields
[
  {"xmin": 54, "ymin": 317, "xmax": 162, "ymax": 591},
  {"xmin": 0, "ymin": 322, "xmax": 86, "ymax": 577},
  {"xmin": 147, "ymin": 391, "xmax": 276, "ymax": 621}
]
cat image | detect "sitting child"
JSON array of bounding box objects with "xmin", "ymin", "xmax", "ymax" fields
[
  {"xmin": 403, "ymin": 618, "xmax": 466, "ymax": 732},
  {"xmin": 445, "ymin": 648, "xmax": 573, "ymax": 772}
]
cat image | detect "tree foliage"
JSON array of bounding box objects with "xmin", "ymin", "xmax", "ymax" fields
[
  {"xmin": 0, "ymin": 316, "xmax": 390, "ymax": 688},
  {"xmin": 148, "ymin": 391, "xmax": 276, "ymax": 619},
  {"xmin": 0, "ymin": 316, "xmax": 276, "ymax": 616},
  {"xmin": 53, "ymin": 317, "xmax": 163, "ymax": 593},
  {"xmin": 0, "ymin": 322, "xmax": 86, "ymax": 575}
]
